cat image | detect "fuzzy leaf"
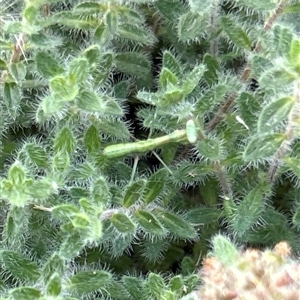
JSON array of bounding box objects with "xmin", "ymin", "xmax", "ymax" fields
[
  {"xmin": 123, "ymin": 179, "xmax": 146, "ymax": 208},
  {"xmin": 84, "ymin": 124, "xmax": 101, "ymax": 153},
  {"xmin": 38, "ymin": 94, "xmax": 65, "ymax": 120},
  {"xmin": 46, "ymin": 273, "xmax": 62, "ymax": 296},
  {"xmin": 0, "ymin": 58, "xmax": 7, "ymax": 70},
  {"xmin": 203, "ymin": 53, "xmax": 219, "ymax": 85},
  {"xmin": 71, "ymin": 213, "xmax": 90, "ymax": 229},
  {"xmin": 52, "ymin": 152, "xmax": 70, "ymax": 172},
  {"xmin": 0, "ymin": 250, "xmax": 40, "ymax": 282},
  {"xmin": 68, "ymin": 270, "xmax": 112, "ymax": 294},
  {"xmin": 168, "ymin": 275, "xmax": 184, "ymax": 292},
  {"xmin": 82, "ymin": 45, "xmax": 101, "ymax": 66},
  {"xmin": 258, "ymin": 96, "xmax": 295, "ymax": 132},
  {"xmin": 54, "ymin": 127, "xmax": 76, "ymax": 155},
  {"xmin": 35, "ymin": 52, "xmax": 65, "ymax": 78},
  {"xmin": 106, "ymin": 10, "xmax": 118, "ymax": 34},
  {"xmin": 243, "ymin": 133, "xmax": 286, "ymax": 161},
  {"xmin": 221, "ymin": 17, "xmax": 252, "ymax": 50},
  {"xmin": 178, "ymin": 12, "xmax": 207, "ymax": 41},
  {"xmin": 186, "ymin": 207, "xmax": 223, "ymax": 225},
  {"xmin": 111, "ymin": 213, "xmax": 136, "ymax": 233},
  {"xmin": 157, "ymin": 211, "xmax": 197, "ymax": 239},
  {"xmin": 94, "ymin": 23, "xmax": 111, "ymax": 45},
  {"xmin": 8, "ymin": 162, "xmax": 26, "ymax": 186},
  {"xmin": 196, "ymin": 138, "xmax": 225, "ymax": 161},
  {"xmin": 50, "ymin": 75, "xmax": 79, "ymax": 101},
  {"xmin": 134, "ymin": 209, "xmax": 165, "ymax": 235},
  {"xmin": 59, "ymin": 233, "xmax": 86, "ymax": 259},
  {"xmin": 3, "ymin": 82, "xmax": 21, "ymax": 119},
  {"xmin": 76, "ymin": 90, "xmax": 105, "ymax": 112},
  {"xmin": 118, "ymin": 24, "xmax": 155, "ymax": 45},
  {"xmin": 9, "ymin": 62, "xmax": 26, "ymax": 84},
  {"xmin": 69, "ymin": 57, "xmax": 89, "ymax": 84},
  {"xmin": 147, "ymin": 273, "xmax": 165, "ymax": 297},
  {"xmin": 273, "ymin": 25, "xmax": 293, "ymax": 58},
  {"xmin": 91, "ymin": 177, "xmax": 110, "ymax": 205},
  {"xmin": 159, "ymin": 68, "xmax": 179, "ymax": 88},
  {"xmin": 292, "ymin": 206, "xmax": 300, "ymax": 227},
  {"xmin": 42, "ymin": 253, "xmax": 65, "ymax": 283},
  {"xmin": 22, "ymin": 143, "xmax": 49, "ymax": 168},
  {"xmin": 9, "ymin": 287, "xmax": 41, "ymax": 300},
  {"xmin": 52, "ymin": 204, "xmax": 80, "ymax": 222},
  {"xmin": 182, "ymin": 64, "xmax": 206, "ymax": 95},
  {"xmin": 122, "ymin": 276, "xmax": 145, "ymax": 299},
  {"xmin": 289, "ymin": 38, "xmax": 300, "ymax": 71},
  {"xmin": 144, "ymin": 169, "xmax": 168, "ymax": 204},
  {"xmin": 283, "ymin": 3, "xmax": 300, "ymax": 13},
  {"xmin": 162, "ymin": 51, "xmax": 181, "ymax": 77},
  {"xmin": 211, "ymin": 234, "xmax": 240, "ymax": 266},
  {"xmin": 284, "ymin": 157, "xmax": 300, "ymax": 178},
  {"xmin": 115, "ymin": 52, "xmax": 151, "ymax": 77}
]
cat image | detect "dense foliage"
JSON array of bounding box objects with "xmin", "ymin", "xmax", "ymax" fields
[{"xmin": 0, "ymin": 0, "xmax": 299, "ymax": 299}]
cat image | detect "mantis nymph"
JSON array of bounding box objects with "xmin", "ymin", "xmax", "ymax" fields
[{"xmin": 102, "ymin": 119, "xmax": 199, "ymax": 158}]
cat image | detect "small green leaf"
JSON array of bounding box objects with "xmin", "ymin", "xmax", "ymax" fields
[
  {"xmin": 54, "ymin": 127, "xmax": 76, "ymax": 155},
  {"xmin": 8, "ymin": 162, "xmax": 25, "ymax": 186},
  {"xmin": 284, "ymin": 157, "xmax": 300, "ymax": 178},
  {"xmin": 147, "ymin": 273, "xmax": 165, "ymax": 297},
  {"xmin": 35, "ymin": 52, "xmax": 65, "ymax": 78},
  {"xmin": 162, "ymin": 51, "xmax": 181, "ymax": 77},
  {"xmin": 50, "ymin": 75, "xmax": 79, "ymax": 101},
  {"xmin": 258, "ymin": 96, "xmax": 295, "ymax": 132},
  {"xmin": 52, "ymin": 151, "xmax": 70, "ymax": 172},
  {"xmin": 134, "ymin": 209, "xmax": 165, "ymax": 235},
  {"xmin": 203, "ymin": 53, "xmax": 219, "ymax": 85},
  {"xmin": 123, "ymin": 179, "xmax": 146, "ymax": 208},
  {"xmin": 0, "ymin": 58, "xmax": 7, "ymax": 70},
  {"xmin": 38, "ymin": 94, "xmax": 65, "ymax": 121},
  {"xmin": 68, "ymin": 270, "xmax": 112, "ymax": 294},
  {"xmin": 84, "ymin": 124, "xmax": 101, "ymax": 153},
  {"xmin": 106, "ymin": 10, "xmax": 118, "ymax": 34},
  {"xmin": 9, "ymin": 287, "xmax": 41, "ymax": 300},
  {"xmin": 82, "ymin": 44, "xmax": 101, "ymax": 66},
  {"xmin": 273, "ymin": 25, "xmax": 293, "ymax": 58},
  {"xmin": 3, "ymin": 82, "xmax": 21, "ymax": 119},
  {"xmin": 22, "ymin": 143, "xmax": 49, "ymax": 168},
  {"xmin": 59, "ymin": 233, "xmax": 86, "ymax": 259},
  {"xmin": 168, "ymin": 275, "xmax": 184, "ymax": 292},
  {"xmin": 243, "ymin": 133, "xmax": 286, "ymax": 162},
  {"xmin": 115, "ymin": 52, "xmax": 151, "ymax": 77},
  {"xmin": 122, "ymin": 276, "xmax": 145, "ymax": 299},
  {"xmin": 221, "ymin": 17, "xmax": 252, "ymax": 50},
  {"xmin": 91, "ymin": 176, "xmax": 110, "ymax": 205},
  {"xmin": 143, "ymin": 169, "xmax": 167, "ymax": 204},
  {"xmin": 69, "ymin": 57, "xmax": 89, "ymax": 84},
  {"xmin": 52, "ymin": 204, "xmax": 80, "ymax": 222},
  {"xmin": 9, "ymin": 62, "xmax": 26, "ymax": 84},
  {"xmin": 0, "ymin": 250, "xmax": 40, "ymax": 282},
  {"xmin": 93, "ymin": 23, "xmax": 111, "ymax": 45},
  {"xmin": 71, "ymin": 213, "xmax": 90, "ymax": 229},
  {"xmin": 76, "ymin": 90, "xmax": 105, "ymax": 112},
  {"xmin": 46, "ymin": 273, "xmax": 62, "ymax": 296},
  {"xmin": 118, "ymin": 24, "xmax": 156, "ymax": 45},
  {"xmin": 178, "ymin": 12, "xmax": 207, "ymax": 41},
  {"xmin": 186, "ymin": 207, "xmax": 223, "ymax": 225},
  {"xmin": 283, "ymin": 3, "xmax": 300, "ymax": 14},
  {"xmin": 196, "ymin": 138, "xmax": 226, "ymax": 161},
  {"xmin": 182, "ymin": 64, "xmax": 206, "ymax": 95},
  {"xmin": 111, "ymin": 213, "xmax": 136, "ymax": 233},
  {"xmin": 159, "ymin": 68, "xmax": 179, "ymax": 88},
  {"xmin": 42, "ymin": 253, "xmax": 65, "ymax": 283},
  {"xmin": 292, "ymin": 206, "xmax": 300, "ymax": 228},
  {"xmin": 157, "ymin": 211, "xmax": 197, "ymax": 239},
  {"xmin": 211, "ymin": 234, "xmax": 240, "ymax": 266}
]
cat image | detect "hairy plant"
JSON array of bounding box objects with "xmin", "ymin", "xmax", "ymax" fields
[{"xmin": 0, "ymin": 0, "xmax": 299, "ymax": 299}]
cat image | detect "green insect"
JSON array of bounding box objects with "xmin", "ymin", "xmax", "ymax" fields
[
  {"xmin": 185, "ymin": 119, "xmax": 198, "ymax": 144},
  {"xmin": 103, "ymin": 129, "xmax": 187, "ymax": 158}
]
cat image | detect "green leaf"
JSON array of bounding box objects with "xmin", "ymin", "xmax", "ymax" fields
[
  {"xmin": 0, "ymin": 250, "xmax": 40, "ymax": 282},
  {"xmin": 54, "ymin": 127, "xmax": 76, "ymax": 155},
  {"xmin": 122, "ymin": 276, "xmax": 145, "ymax": 299},
  {"xmin": 123, "ymin": 179, "xmax": 146, "ymax": 208},
  {"xmin": 243, "ymin": 133, "xmax": 286, "ymax": 162},
  {"xmin": 143, "ymin": 169, "xmax": 167, "ymax": 204},
  {"xmin": 258, "ymin": 96, "xmax": 295, "ymax": 132},
  {"xmin": 284, "ymin": 157, "xmax": 300, "ymax": 178},
  {"xmin": 182, "ymin": 64, "xmax": 206, "ymax": 95},
  {"xmin": 283, "ymin": 3, "xmax": 300, "ymax": 14},
  {"xmin": 59, "ymin": 233, "xmax": 86, "ymax": 259},
  {"xmin": 35, "ymin": 52, "xmax": 65, "ymax": 78},
  {"xmin": 3, "ymin": 82, "xmax": 21, "ymax": 119},
  {"xmin": 82, "ymin": 44, "xmax": 101, "ymax": 66},
  {"xmin": 74, "ymin": 2, "xmax": 106, "ymax": 14},
  {"xmin": 93, "ymin": 23, "xmax": 111, "ymax": 45},
  {"xmin": 230, "ymin": 184, "xmax": 268, "ymax": 237},
  {"xmin": 71, "ymin": 213, "xmax": 90, "ymax": 229},
  {"xmin": 52, "ymin": 151, "xmax": 70, "ymax": 172},
  {"xmin": 159, "ymin": 68, "xmax": 179, "ymax": 88},
  {"xmin": 134, "ymin": 209, "xmax": 165, "ymax": 235},
  {"xmin": 221, "ymin": 17, "xmax": 252, "ymax": 50},
  {"xmin": 118, "ymin": 24, "xmax": 156, "ymax": 45},
  {"xmin": 168, "ymin": 275, "xmax": 184, "ymax": 292},
  {"xmin": 211, "ymin": 234, "xmax": 240, "ymax": 266},
  {"xmin": 84, "ymin": 124, "xmax": 101, "ymax": 153},
  {"xmin": 292, "ymin": 206, "xmax": 300, "ymax": 227},
  {"xmin": 9, "ymin": 62, "xmax": 26, "ymax": 84},
  {"xmin": 42, "ymin": 253, "xmax": 65, "ymax": 283},
  {"xmin": 186, "ymin": 207, "xmax": 223, "ymax": 225},
  {"xmin": 106, "ymin": 10, "xmax": 118, "ymax": 34},
  {"xmin": 22, "ymin": 143, "xmax": 49, "ymax": 168},
  {"xmin": 9, "ymin": 287, "xmax": 41, "ymax": 300},
  {"xmin": 196, "ymin": 138, "xmax": 226, "ymax": 161},
  {"xmin": 8, "ymin": 162, "xmax": 26, "ymax": 185},
  {"xmin": 38, "ymin": 94, "xmax": 65, "ymax": 121},
  {"xmin": 157, "ymin": 211, "xmax": 197, "ymax": 239},
  {"xmin": 68, "ymin": 270, "xmax": 112, "ymax": 294},
  {"xmin": 273, "ymin": 25, "xmax": 293, "ymax": 58},
  {"xmin": 52, "ymin": 204, "xmax": 80, "ymax": 222},
  {"xmin": 147, "ymin": 273, "xmax": 165, "ymax": 297},
  {"xmin": 76, "ymin": 90, "xmax": 105, "ymax": 112},
  {"xmin": 46, "ymin": 273, "xmax": 62, "ymax": 296},
  {"xmin": 162, "ymin": 51, "xmax": 181, "ymax": 77},
  {"xmin": 289, "ymin": 38, "xmax": 300, "ymax": 68},
  {"xmin": 91, "ymin": 177, "xmax": 110, "ymax": 205},
  {"xmin": 178, "ymin": 12, "xmax": 207, "ymax": 41},
  {"xmin": 50, "ymin": 75, "xmax": 79, "ymax": 101},
  {"xmin": 115, "ymin": 52, "xmax": 151, "ymax": 77},
  {"xmin": 69, "ymin": 57, "xmax": 89, "ymax": 84},
  {"xmin": 111, "ymin": 213, "xmax": 136, "ymax": 233},
  {"xmin": 0, "ymin": 58, "xmax": 7, "ymax": 70},
  {"xmin": 203, "ymin": 53, "xmax": 219, "ymax": 85}
]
